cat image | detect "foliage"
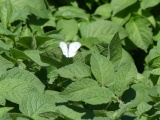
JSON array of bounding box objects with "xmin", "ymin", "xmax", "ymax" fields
[{"xmin": 0, "ymin": 0, "xmax": 160, "ymax": 119}]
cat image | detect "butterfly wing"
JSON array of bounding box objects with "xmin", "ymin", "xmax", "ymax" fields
[
  {"xmin": 59, "ymin": 42, "xmax": 69, "ymax": 57},
  {"xmin": 68, "ymin": 42, "xmax": 81, "ymax": 58}
]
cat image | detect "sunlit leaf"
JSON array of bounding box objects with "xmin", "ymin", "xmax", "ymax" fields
[
  {"xmin": 19, "ymin": 92, "xmax": 56, "ymax": 120},
  {"xmin": 110, "ymin": 63, "xmax": 138, "ymax": 96},
  {"xmin": 140, "ymin": 0, "xmax": 160, "ymax": 10},
  {"xmin": 80, "ymin": 20, "xmax": 120, "ymax": 43},
  {"xmin": 111, "ymin": 0, "xmax": 137, "ymax": 15},
  {"xmin": 94, "ymin": 4, "xmax": 111, "ymax": 19},
  {"xmin": 91, "ymin": 53, "xmax": 114, "ymax": 86},
  {"xmin": 108, "ymin": 33, "xmax": 122, "ymax": 67},
  {"xmin": 57, "ymin": 63, "xmax": 91, "ymax": 79},
  {"xmin": 57, "ymin": 19, "xmax": 78, "ymax": 41},
  {"xmin": 125, "ymin": 16, "xmax": 152, "ymax": 51}
]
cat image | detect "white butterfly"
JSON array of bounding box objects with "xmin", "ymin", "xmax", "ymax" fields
[{"xmin": 59, "ymin": 42, "xmax": 81, "ymax": 58}]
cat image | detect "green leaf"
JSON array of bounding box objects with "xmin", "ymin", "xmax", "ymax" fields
[
  {"xmin": 141, "ymin": 0, "xmax": 160, "ymax": 10},
  {"xmin": 108, "ymin": 33, "xmax": 122, "ymax": 67},
  {"xmin": 35, "ymin": 36, "xmax": 53, "ymax": 49},
  {"xmin": 118, "ymin": 27, "xmax": 128, "ymax": 40},
  {"xmin": 10, "ymin": 48, "xmax": 29, "ymax": 60},
  {"xmin": 24, "ymin": 50, "xmax": 49, "ymax": 66},
  {"xmin": 149, "ymin": 111, "xmax": 160, "ymax": 119},
  {"xmin": 0, "ymin": 23, "xmax": 14, "ymax": 35},
  {"xmin": 111, "ymin": 0, "xmax": 137, "ymax": 15},
  {"xmin": 40, "ymin": 48, "xmax": 64, "ymax": 67},
  {"xmin": 21, "ymin": 35, "xmax": 53, "ymax": 49},
  {"xmin": 118, "ymin": 49, "xmax": 134, "ymax": 68},
  {"xmin": 93, "ymin": 110, "xmax": 111, "ymax": 117},
  {"xmin": 43, "ymin": 18, "xmax": 56, "ymax": 28},
  {"xmin": 0, "ymin": 0, "xmax": 12, "ymax": 27},
  {"xmin": 40, "ymin": 38, "xmax": 61, "ymax": 51},
  {"xmin": 83, "ymin": 87, "xmax": 114, "ymax": 105},
  {"xmin": 44, "ymin": 90, "xmax": 67, "ymax": 103},
  {"xmin": 135, "ymin": 102, "xmax": 152, "ymax": 116},
  {"xmin": 137, "ymin": 9, "xmax": 156, "ymax": 28},
  {"xmin": 79, "ymin": 37, "xmax": 100, "ymax": 51},
  {"xmin": 0, "ymin": 78, "xmax": 37, "ymax": 103},
  {"xmin": 57, "ymin": 63, "xmax": 91, "ymax": 79},
  {"xmin": 131, "ymin": 84, "xmax": 152, "ymax": 104},
  {"xmin": 10, "ymin": 113, "xmax": 34, "ymax": 120},
  {"xmin": 0, "ymin": 0, "xmax": 159, "ymax": 117},
  {"xmin": 125, "ymin": 16, "xmax": 152, "ymax": 51},
  {"xmin": 19, "ymin": 92, "xmax": 56, "ymax": 120},
  {"xmin": 0, "ymin": 107, "xmax": 13, "ymax": 119},
  {"xmin": 0, "ymin": 96, "xmax": 6, "ymax": 106},
  {"xmin": 10, "ymin": 0, "xmax": 48, "ymax": 19},
  {"xmin": 57, "ymin": 19, "xmax": 78, "ymax": 41},
  {"xmin": 0, "ymin": 55, "xmax": 14, "ymax": 76},
  {"xmin": 93, "ymin": 117, "xmax": 110, "ymax": 120},
  {"xmin": 112, "ymin": 103, "xmax": 131, "ymax": 118},
  {"xmin": 111, "ymin": 10, "xmax": 131, "ymax": 26},
  {"xmin": 145, "ymin": 41, "xmax": 160, "ymax": 64},
  {"xmin": 94, "ymin": 4, "xmax": 111, "ymax": 19},
  {"xmin": 150, "ymin": 56, "xmax": 160, "ymax": 68},
  {"xmin": 150, "ymin": 68, "xmax": 160, "ymax": 75},
  {"xmin": 0, "ymin": 68, "xmax": 45, "ymax": 93},
  {"xmin": 60, "ymin": 78, "xmax": 114, "ymax": 104},
  {"xmin": 38, "ymin": 112, "xmax": 59, "ymax": 120},
  {"xmin": 47, "ymin": 67, "xmax": 58, "ymax": 84},
  {"xmin": 153, "ymin": 29, "xmax": 160, "ymax": 41},
  {"xmin": 113, "ymin": 84, "xmax": 152, "ymax": 118},
  {"xmin": 0, "ymin": 0, "xmax": 48, "ymax": 24},
  {"xmin": 72, "ymin": 52, "xmax": 86, "ymax": 63},
  {"xmin": 56, "ymin": 106, "xmax": 85, "ymax": 120},
  {"xmin": 17, "ymin": 37, "xmax": 34, "ymax": 49},
  {"xmin": 90, "ymin": 53, "xmax": 114, "ymax": 86},
  {"xmin": 80, "ymin": 20, "xmax": 120, "ymax": 43},
  {"xmin": 54, "ymin": 6, "xmax": 89, "ymax": 19},
  {"xmin": 0, "ymin": 40, "xmax": 10, "ymax": 51},
  {"xmin": 20, "ymin": 26, "xmax": 32, "ymax": 37},
  {"xmin": 110, "ymin": 63, "xmax": 137, "ymax": 96},
  {"xmin": 60, "ymin": 78, "xmax": 99, "ymax": 101}
]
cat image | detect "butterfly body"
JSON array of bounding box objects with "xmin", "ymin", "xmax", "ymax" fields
[{"xmin": 59, "ymin": 42, "xmax": 81, "ymax": 58}]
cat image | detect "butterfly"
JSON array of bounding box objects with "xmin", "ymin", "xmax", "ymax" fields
[{"xmin": 59, "ymin": 42, "xmax": 81, "ymax": 58}]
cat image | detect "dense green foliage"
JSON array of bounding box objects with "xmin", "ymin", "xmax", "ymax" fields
[{"xmin": 0, "ymin": 0, "xmax": 160, "ymax": 119}]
